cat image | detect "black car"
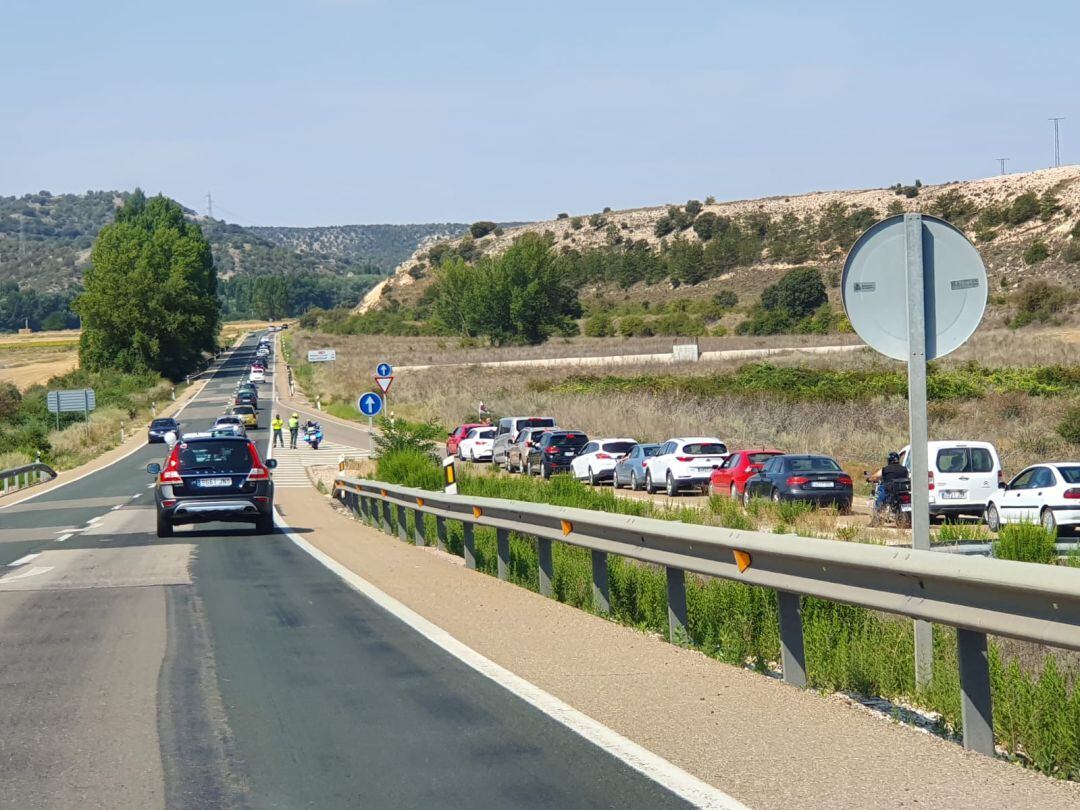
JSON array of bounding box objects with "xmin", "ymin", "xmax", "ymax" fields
[
  {"xmin": 525, "ymin": 430, "xmax": 589, "ymax": 479},
  {"xmin": 234, "ymin": 390, "xmax": 258, "ymax": 410},
  {"xmin": 147, "ymin": 417, "xmax": 182, "ymax": 444},
  {"xmin": 147, "ymin": 434, "xmax": 278, "ymax": 537},
  {"xmin": 742, "ymin": 454, "xmax": 853, "ymax": 511}
]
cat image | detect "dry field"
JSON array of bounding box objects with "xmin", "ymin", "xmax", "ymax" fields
[
  {"xmin": 0, "ymin": 343, "xmax": 79, "ymax": 390},
  {"xmin": 293, "ymin": 326, "xmax": 1079, "ymax": 481}
]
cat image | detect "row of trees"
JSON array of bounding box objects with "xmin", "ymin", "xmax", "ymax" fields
[
  {"xmin": 218, "ymin": 272, "xmax": 380, "ymax": 320},
  {"xmin": 0, "ymin": 281, "xmax": 80, "ymax": 331}
]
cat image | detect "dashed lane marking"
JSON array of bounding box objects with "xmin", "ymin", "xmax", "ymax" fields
[
  {"xmin": 8, "ymin": 553, "xmax": 40, "ymax": 567},
  {"xmin": 56, "ymin": 533, "xmax": 73, "ymax": 543}
]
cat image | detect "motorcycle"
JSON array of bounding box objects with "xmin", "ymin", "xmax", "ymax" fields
[
  {"xmin": 303, "ymin": 422, "xmax": 323, "ymax": 450},
  {"xmin": 865, "ymin": 473, "xmax": 913, "ymax": 528}
]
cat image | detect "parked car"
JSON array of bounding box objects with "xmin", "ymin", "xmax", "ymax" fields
[
  {"xmin": 147, "ymin": 417, "xmax": 182, "ymax": 444},
  {"xmin": 612, "ymin": 443, "xmax": 661, "ymax": 490},
  {"xmin": 742, "ymin": 454, "xmax": 853, "ymax": 511},
  {"xmin": 985, "ymin": 462, "xmax": 1080, "ymax": 535},
  {"xmin": 571, "ymin": 438, "xmax": 638, "ymax": 485},
  {"xmin": 234, "ymin": 390, "xmax": 258, "ymax": 410},
  {"xmin": 458, "ymin": 427, "xmax": 496, "ymax": 462},
  {"xmin": 146, "ymin": 434, "xmax": 278, "ymax": 537},
  {"xmin": 212, "ymin": 414, "xmax": 247, "ymax": 437},
  {"xmin": 898, "ymin": 441, "xmax": 1003, "ymax": 520},
  {"xmin": 525, "ymin": 430, "xmax": 589, "ymax": 479},
  {"xmin": 232, "ymin": 404, "xmax": 258, "ymax": 429},
  {"xmin": 447, "ymin": 423, "xmax": 487, "ymax": 457},
  {"xmin": 492, "ymin": 416, "xmax": 557, "ymax": 466},
  {"xmin": 645, "ymin": 437, "xmax": 729, "ymax": 496},
  {"xmin": 710, "ymin": 449, "xmax": 786, "ymax": 499},
  {"xmin": 506, "ymin": 427, "xmax": 550, "ymax": 473}
]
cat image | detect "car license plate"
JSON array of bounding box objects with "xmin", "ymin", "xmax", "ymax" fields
[
  {"xmin": 197, "ymin": 478, "xmax": 232, "ymax": 488},
  {"xmin": 693, "ymin": 466, "xmax": 711, "ymax": 472},
  {"xmin": 563, "ymin": 451, "xmax": 575, "ymax": 456},
  {"xmin": 811, "ymin": 481, "xmax": 833, "ymax": 488},
  {"xmin": 940, "ymin": 490, "xmax": 966, "ymax": 500},
  {"xmin": 901, "ymin": 504, "xmax": 912, "ymax": 512}
]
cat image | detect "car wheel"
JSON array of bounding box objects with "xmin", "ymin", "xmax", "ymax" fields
[
  {"xmin": 986, "ymin": 504, "xmax": 1001, "ymax": 533},
  {"xmin": 730, "ymin": 483, "xmax": 739, "ymax": 501},
  {"xmin": 743, "ymin": 488, "xmax": 752, "ymax": 509},
  {"xmin": 771, "ymin": 488, "xmax": 782, "ymax": 503},
  {"xmin": 255, "ymin": 513, "xmax": 274, "ymax": 534},
  {"xmin": 541, "ymin": 463, "xmax": 551, "ymax": 480},
  {"xmin": 156, "ymin": 514, "xmax": 174, "ymax": 538},
  {"xmin": 644, "ymin": 472, "xmax": 655, "ymax": 494},
  {"xmin": 630, "ymin": 471, "xmax": 639, "ymax": 491},
  {"xmin": 1042, "ymin": 508, "xmax": 1058, "ymax": 535},
  {"xmin": 666, "ymin": 473, "xmax": 678, "ymax": 498},
  {"xmin": 612, "ymin": 469, "xmax": 622, "ymax": 489},
  {"xmin": 588, "ymin": 467, "xmax": 596, "ymax": 486},
  {"xmin": 470, "ymin": 449, "xmax": 476, "ymax": 463}
]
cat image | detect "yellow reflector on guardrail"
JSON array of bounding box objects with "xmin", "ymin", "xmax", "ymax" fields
[
  {"xmin": 416, "ymin": 497, "xmax": 425, "ymax": 507},
  {"xmin": 733, "ymin": 550, "xmax": 752, "ymax": 573},
  {"xmin": 472, "ymin": 506, "xmax": 483, "ymax": 519},
  {"xmin": 561, "ymin": 520, "xmax": 573, "ymax": 536}
]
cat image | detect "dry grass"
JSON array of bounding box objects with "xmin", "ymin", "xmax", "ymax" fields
[{"xmin": 0, "ymin": 343, "xmax": 80, "ymax": 391}]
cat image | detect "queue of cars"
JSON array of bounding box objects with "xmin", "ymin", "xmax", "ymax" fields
[{"xmin": 445, "ymin": 415, "xmax": 1079, "ymax": 534}]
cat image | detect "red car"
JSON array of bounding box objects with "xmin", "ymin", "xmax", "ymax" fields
[
  {"xmin": 710, "ymin": 449, "xmax": 785, "ymax": 498},
  {"xmin": 446, "ymin": 423, "xmax": 488, "ymax": 457}
]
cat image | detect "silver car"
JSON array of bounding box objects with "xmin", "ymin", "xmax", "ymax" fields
[{"xmin": 612, "ymin": 443, "xmax": 661, "ymax": 490}]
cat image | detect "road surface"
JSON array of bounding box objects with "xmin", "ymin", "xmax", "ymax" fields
[{"xmin": 0, "ymin": 335, "xmax": 694, "ymax": 809}]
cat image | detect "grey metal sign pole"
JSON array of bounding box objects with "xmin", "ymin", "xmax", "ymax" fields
[{"xmin": 904, "ymin": 214, "xmax": 934, "ymax": 690}]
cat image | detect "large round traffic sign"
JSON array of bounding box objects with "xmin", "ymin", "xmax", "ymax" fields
[
  {"xmin": 357, "ymin": 392, "xmax": 383, "ymax": 417},
  {"xmin": 842, "ymin": 214, "xmax": 987, "ymax": 361}
]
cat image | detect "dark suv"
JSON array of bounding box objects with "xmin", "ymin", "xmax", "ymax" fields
[
  {"xmin": 147, "ymin": 434, "xmax": 277, "ymax": 537},
  {"xmin": 525, "ymin": 430, "xmax": 589, "ymax": 479}
]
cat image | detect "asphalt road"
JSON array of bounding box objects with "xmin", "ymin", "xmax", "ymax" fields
[{"xmin": 0, "ymin": 335, "xmax": 691, "ymax": 809}]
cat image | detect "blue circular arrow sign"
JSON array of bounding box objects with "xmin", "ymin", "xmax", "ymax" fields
[
  {"xmin": 376, "ymin": 362, "xmax": 393, "ymax": 377},
  {"xmin": 357, "ymin": 392, "xmax": 383, "ymax": 417}
]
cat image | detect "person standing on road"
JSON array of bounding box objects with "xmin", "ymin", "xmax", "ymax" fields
[
  {"xmin": 288, "ymin": 412, "xmax": 300, "ymax": 449},
  {"xmin": 272, "ymin": 413, "xmax": 285, "ymax": 447}
]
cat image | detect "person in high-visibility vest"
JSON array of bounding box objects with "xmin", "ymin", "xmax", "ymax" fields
[
  {"xmin": 288, "ymin": 413, "xmax": 300, "ymax": 449},
  {"xmin": 272, "ymin": 414, "xmax": 284, "ymax": 448}
]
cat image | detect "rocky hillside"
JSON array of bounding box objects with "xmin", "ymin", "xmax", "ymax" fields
[
  {"xmin": 362, "ymin": 167, "xmax": 1080, "ymax": 314},
  {"xmin": 248, "ymin": 223, "xmax": 468, "ymax": 273}
]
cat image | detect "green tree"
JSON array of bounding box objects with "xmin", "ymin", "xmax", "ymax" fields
[
  {"xmin": 761, "ymin": 267, "xmax": 828, "ymax": 318},
  {"xmin": 74, "ymin": 191, "xmax": 219, "ymax": 379},
  {"xmin": 469, "ymin": 221, "xmax": 497, "ymax": 238},
  {"xmin": 252, "ymin": 275, "xmax": 290, "ymax": 319}
]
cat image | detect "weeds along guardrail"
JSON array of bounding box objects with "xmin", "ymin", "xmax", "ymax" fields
[
  {"xmin": 333, "ymin": 474, "xmax": 1080, "ymax": 760},
  {"xmin": 1, "ymin": 462, "xmax": 57, "ymax": 496}
]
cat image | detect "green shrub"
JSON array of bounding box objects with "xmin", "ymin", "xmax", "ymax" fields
[
  {"xmin": 1011, "ymin": 280, "xmax": 1073, "ymax": 327},
  {"xmin": 375, "ymin": 449, "xmax": 444, "ymax": 490},
  {"xmin": 569, "ymin": 216, "xmax": 583, "ymax": 231},
  {"xmin": 583, "ymin": 313, "xmax": 615, "ymax": 337},
  {"xmin": 1058, "ymin": 405, "xmax": 1080, "ymax": 444},
  {"xmin": 372, "ymin": 416, "xmax": 443, "ymax": 457},
  {"xmin": 469, "ymin": 221, "xmax": 497, "ymax": 239},
  {"xmin": 684, "ymin": 199, "xmax": 703, "ymax": 218},
  {"xmin": 617, "ymin": 315, "xmax": 653, "ymax": 337},
  {"xmin": 1007, "ymin": 193, "xmax": 1040, "ymax": 226},
  {"xmin": 1023, "ymin": 240, "xmax": 1050, "ymax": 264},
  {"xmin": 712, "ymin": 290, "xmax": 738, "ymax": 309},
  {"xmin": 993, "ymin": 523, "xmax": 1057, "ymax": 564}
]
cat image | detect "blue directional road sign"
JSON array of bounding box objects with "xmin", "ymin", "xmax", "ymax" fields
[
  {"xmin": 358, "ymin": 392, "xmax": 383, "ymax": 417},
  {"xmin": 376, "ymin": 362, "xmax": 393, "ymax": 377}
]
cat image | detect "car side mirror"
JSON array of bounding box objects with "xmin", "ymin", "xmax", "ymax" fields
[
  {"xmin": 146, "ymin": 462, "xmax": 162, "ymax": 475},
  {"xmin": 266, "ymin": 458, "xmax": 278, "ymax": 469}
]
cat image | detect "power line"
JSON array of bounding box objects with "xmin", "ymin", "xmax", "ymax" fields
[
  {"xmin": 1049, "ymin": 117, "xmax": 1065, "ymax": 167},
  {"xmin": 996, "ymin": 157, "xmax": 1009, "ymax": 175}
]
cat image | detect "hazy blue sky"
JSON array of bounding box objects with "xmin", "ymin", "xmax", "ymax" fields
[{"xmin": 2, "ymin": 0, "xmax": 1075, "ymax": 225}]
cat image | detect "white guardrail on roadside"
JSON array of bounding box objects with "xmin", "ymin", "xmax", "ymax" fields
[
  {"xmin": 333, "ymin": 475, "xmax": 1080, "ymax": 758},
  {"xmin": 1, "ymin": 462, "xmax": 57, "ymax": 496}
]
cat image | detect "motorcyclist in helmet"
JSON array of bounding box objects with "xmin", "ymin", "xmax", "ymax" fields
[{"xmin": 870, "ymin": 451, "xmax": 909, "ymax": 511}]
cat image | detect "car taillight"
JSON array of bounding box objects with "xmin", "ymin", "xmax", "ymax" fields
[
  {"xmin": 787, "ymin": 476, "xmax": 810, "ymax": 487},
  {"xmin": 160, "ymin": 469, "xmax": 183, "ymax": 484},
  {"xmin": 160, "ymin": 445, "xmax": 183, "ymax": 484},
  {"xmin": 928, "ymin": 470, "xmax": 935, "ymax": 491},
  {"xmin": 676, "ymin": 456, "xmax": 693, "ymax": 462},
  {"xmin": 246, "ymin": 443, "xmax": 270, "ymax": 481},
  {"xmin": 1065, "ymin": 488, "xmax": 1080, "ymax": 500},
  {"xmin": 545, "ymin": 446, "xmax": 559, "ymax": 454},
  {"xmin": 899, "ymin": 492, "xmax": 912, "ymax": 504},
  {"xmin": 998, "ymin": 470, "xmax": 1005, "ymax": 488},
  {"xmin": 596, "ymin": 453, "xmax": 612, "ymax": 459},
  {"xmin": 837, "ymin": 475, "xmax": 853, "ymax": 487},
  {"xmin": 641, "ymin": 460, "xmax": 649, "ymax": 468}
]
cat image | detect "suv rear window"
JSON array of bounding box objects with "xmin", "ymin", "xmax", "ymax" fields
[
  {"xmin": 936, "ymin": 447, "xmax": 994, "ymax": 474},
  {"xmin": 682, "ymin": 442, "xmax": 727, "ymax": 455},
  {"xmin": 602, "ymin": 441, "xmax": 636, "ymax": 454},
  {"xmin": 177, "ymin": 441, "xmax": 252, "ymax": 473},
  {"xmin": 472, "ymin": 429, "xmax": 495, "ymax": 439},
  {"xmin": 748, "ymin": 451, "xmax": 781, "ymax": 464},
  {"xmin": 549, "ymin": 433, "xmax": 588, "ymax": 448},
  {"xmin": 234, "ymin": 405, "xmax": 255, "ymax": 415},
  {"xmin": 521, "ymin": 418, "xmax": 555, "ymax": 429},
  {"xmin": 787, "ymin": 457, "xmax": 841, "ymax": 472}
]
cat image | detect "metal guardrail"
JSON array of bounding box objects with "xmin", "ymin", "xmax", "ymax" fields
[
  {"xmin": 1, "ymin": 462, "xmax": 57, "ymax": 496},
  {"xmin": 333, "ymin": 475, "xmax": 1080, "ymax": 758}
]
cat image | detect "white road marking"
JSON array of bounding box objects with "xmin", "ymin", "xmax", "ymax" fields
[
  {"xmin": 8, "ymin": 553, "xmax": 40, "ymax": 567},
  {"xmin": 275, "ymin": 513, "xmax": 748, "ymax": 810},
  {"xmin": 146, "ymin": 483, "xmax": 156, "ymax": 489},
  {"xmin": 56, "ymin": 533, "xmax": 73, "ymax": 543},
  {"xmin": 111, "ymin": 504, "xmax": 123, "ymax": 511},
  {"xmin": 0, "ymin": 565, "xmax": 54, "ymax": 583},
  {"xmin": 130, "ymin": 493, "xmax": 141, "ymax": 500},
  {"xmin": 85, "ymin": 516, "xmax": 102, "ymax": 526}
]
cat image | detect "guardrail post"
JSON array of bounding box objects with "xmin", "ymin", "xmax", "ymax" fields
[
  {"xmin": 435, "ymin": 516, "xmax": 447, "ymax": 552},
  {"xmin": 777, "ymin": 591, "xmax": 807, "ymax": 688},
  {"xmin": 356, "ymin": 494, "xmax": 368, "ymax": 523},
  {"xmin": 537, "ymin": 537, "xmax": 553, "ymax": 597},
  {"xmin": 591, "ymin": 550, "xmax": 610, "ymax": 614},
  {"xmin": 462, "ymin": 522, "xmax": 476, "ymax": 569},
  {"xmin": 381, "ymin": 500, "xmax": 392, "ymax": 535},
  {"xmin": 413, "ymin": 510, "xmax": 426, "ymax": 547},
  {"xmin": 496, "ymin": 528, "xmax": 510, "ymax": 580},
  {"xmin": 396, "ymin": 505, "xmax": 408, "ymax": 541},
  {"xmin": 666, "ymin": 567, "xmax": 688, "ymax": 645},
  {"xmin": 957, "ymin": 629, "xmax": 994, "ymax": 756}
]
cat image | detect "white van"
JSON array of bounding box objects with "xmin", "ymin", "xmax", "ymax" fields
[{"xmin": 898, "ymin": 441, "xmax": 1003, "ymax": 520}]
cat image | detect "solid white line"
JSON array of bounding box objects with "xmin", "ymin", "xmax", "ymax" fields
[
  {"xmin": 8, "ymin": 553, "xmax": 40, "ymax": 567},
  {"xmin": 274, "ymin": 513, "xmax": 748, "ymax": 810},
  {"xmin": 56, "ymin": 533, "xmax": 73, "ymax": 543},
  {"xmin": 130, "ymin": 493, "xmax": 141, "ymax": 500},
  {"xmin": 111, "ymin": 504, "xmax": 123, "ymax": 511}
]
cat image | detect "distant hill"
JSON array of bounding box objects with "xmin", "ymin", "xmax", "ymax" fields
[
  {"xmin": 0, "ymin": 190, "xmax": 467, "ymax": 293},
  {"xmin": 249, "ymin": 223, "xmax": 468, "ymax": 274}
]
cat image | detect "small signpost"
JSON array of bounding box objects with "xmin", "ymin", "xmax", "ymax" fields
[
  {"xmin": 843, "ymin": 212, "xmax": 989, "ymax": 753},
  {"xmin": 357, "ymin": 391, "xmax": 383, "ymax": 430},
  {"xmin": 307, "ymin": 349, "xmax": 337, "ymax": 363},
  {"xmin": 376, "ymin": 362, "xmax": 393, "ymax": 377},
  {"xmin": 46, "ymin": 388, "xmax": 96, "ymax": 430},
  {"xmin": 374, "ymin": 361, "xmax": 394, "ymax": 414}
]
